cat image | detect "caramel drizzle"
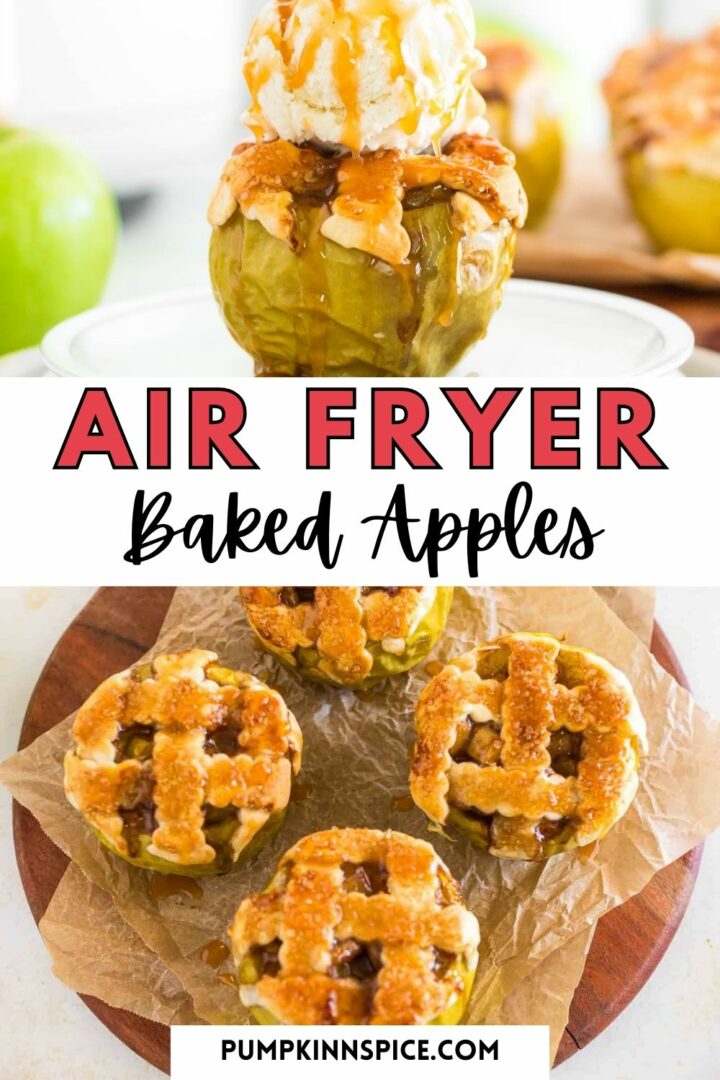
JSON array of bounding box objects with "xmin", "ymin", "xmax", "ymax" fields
[
  {"xmin": 325, "ymin": 151, "xmax": 411, "ymax": 262},
  {"xmin": 353, "ymin": 0, "xmax": 418, "ymax": 146},
  {"xmin": 332, "ymin": 1, "xmax": 362, "ymax": 152},
  {"xmin": 323, "ymin": 0, "xmax": 405, "ymax": 151},
  {"xmin": 276, "ymin": 0, "xmax": 295, "ymax": 67},
  {"xmin": 289, "ymin": 30, "xmax": 323, "ymax": 92},
  {"xmin": 210, "ymin": 133, "xmax": 526, "ymax": 273},
  {"xmin": 150, "ymin": 875, "xmax": 203, "ymax": 904},
  {"xmin": 281, "ymin": 0, "xmax": 324, "ymax": 93},
  {"xmin": 245, "ymin": 0, "xmax": 477, "ymax": 152}
]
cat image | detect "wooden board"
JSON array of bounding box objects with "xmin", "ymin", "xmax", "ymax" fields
[{"xmin": 12, "ymin": 587, "xmax": 702, "ymax": 1074}]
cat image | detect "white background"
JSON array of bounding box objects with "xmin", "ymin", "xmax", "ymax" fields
[
  {"xmin": 0, "ymin": 587, "xmax": 719, "ymax": 1080},
  {"xmin": 0, "ymin": 378, "xmax": 717, "ymax": 585},
  {"xmin": 0, "ymin": 0, "xmax": 688, "ymax": 191}
]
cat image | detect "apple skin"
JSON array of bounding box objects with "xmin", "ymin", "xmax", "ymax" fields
[
  {"xmin": 0, "ymin": 128, "xmax": 119, "ymax": 356},
  {"xmin": 624, "ymin": 151, "xmax": 720, "ymax": 255}
]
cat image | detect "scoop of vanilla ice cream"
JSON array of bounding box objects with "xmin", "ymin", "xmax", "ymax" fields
[{"xmin": 243, "ymin": 0, "xmax": 488, "ymax": 154}]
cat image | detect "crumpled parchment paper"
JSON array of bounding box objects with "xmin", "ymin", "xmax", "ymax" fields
[
  {"xmin": 2, "ymin": 585, "xmax": 716, "ymax": 1064},
  {"xmin": 595, "ymin": 587, "xmax": 655, "ymax": 647}
]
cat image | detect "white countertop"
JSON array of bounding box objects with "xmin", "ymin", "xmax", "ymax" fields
[{"xmin": 0, "ymin": 587, "xmax": 718, "ymax": 1080}]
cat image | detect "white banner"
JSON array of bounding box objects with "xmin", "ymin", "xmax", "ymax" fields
[
  {"xmin": 170, "ymin": 1025, "xmax": 550, "ymax": 1080},
  {"xmin": 0, "ymin": 377, "xmax": 716, "ymax": 585}
]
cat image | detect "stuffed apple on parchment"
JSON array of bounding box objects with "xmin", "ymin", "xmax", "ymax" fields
[
  {"xmin": 604, "ymin": 26, "xmax": 720, "ymax": 255},
  {"xmin": 241, "ymin": 586, "xmax": 454, "ymax": 689},
  {"xmin": 64, "ymin": 649, "xmax": 302, "ymax": 876}
]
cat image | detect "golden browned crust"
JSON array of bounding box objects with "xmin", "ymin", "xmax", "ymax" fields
[
  {"xmin": 208, "ymin": 140, "xmax": 337, "ymax": 245},
  {"xmin": 603, "ymin": 27, "xmax": 720, "ymax": 173},
  {"xmin": 241, "ymin": 586, "xmax": 434, "ymax": 686},
  {"xmin": 208, "ymin": 135, "xmax": 527, "ymax": 264},
  {"xmin": 64, "ymin": 649, "xmax": 302, "ymax": 866},
  {"xmin": 230, "ymin": 828, "xmax": 479, "ymax": 1025},
  {"xmin": 410, "ymin": 633, "xmax": 647, "ymax": 860},
  {"xmin": 474, "ymin": 40, "xmax": 540, "ymax": 103},
  {"xmin": 323, "ymin": 151, "xmax": 411, "ymax": 264}
]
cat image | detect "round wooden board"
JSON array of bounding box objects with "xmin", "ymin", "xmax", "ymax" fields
[{"xmin": 13, "ymin": 587, "xmax": 702, "ymax": 1074}]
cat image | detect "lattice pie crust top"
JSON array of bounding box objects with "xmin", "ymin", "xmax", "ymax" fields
[
  {"xmin": 603, "ymin": 27, "xmax": 720, "ymax": 175},
  {"xmin": 241, "ymin": 586, "xmax": 446, "ymax": 686},
  {"xmin": 64, "ymin": 649, "xmax": 302, "ymax": 868},
  {"xmin": 410, "ymin": 632, "xmax": 648, "ymax": 861},
  {"xmin": 230, "ymin": 827, "xmax": 480, "ymax": 1025},
  {"xmin": 208, "ymin": 134, "xmax": 527, "ymax": 266}
]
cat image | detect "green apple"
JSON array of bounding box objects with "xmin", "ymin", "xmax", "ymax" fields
[
  {"xmin": 624, "ymin": 151, "xmax": 720, "ymax": 255},
  {"xmin": 0, "ymin": 127, "xmax": 119, "ymax": 356}
]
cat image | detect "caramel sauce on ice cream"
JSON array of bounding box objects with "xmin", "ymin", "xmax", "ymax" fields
[{"xmin": 243, "ymin": 0, "xmax": 488, "ymax": 154}]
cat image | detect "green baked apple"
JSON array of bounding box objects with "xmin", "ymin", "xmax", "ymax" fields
[
  {"xmin": 624, "ymin": 151, "xmax": 720, "ymax": 254},
  {"xmin": 239, "ymin": 953, "xmax": 476, "ymax": 1026},
  {"xmin": 233, "ymin": 829, "xmax": 479, "ymax": 1026},
  {"xmin": 65, "ymin": 653, "xmax": 302, "ymax": 878},
  {"xmin": 244, "ymin": 586, "xmax": 455, "ymax": 689},
  {"xmin": 210, "ymin": 201, "xmax": 515, "ymax": 377},
  {"xmin": 91, "ymin": 808, "xmax": 286, "ymax": 878},
  {"xmin": 486, "ymin": 102, "xmax": 563, "ymax": 229}
]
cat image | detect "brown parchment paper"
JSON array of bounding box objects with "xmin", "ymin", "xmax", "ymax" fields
[
  {"xmin": 39, "ymin": 862, "xmax": 201, "ymax": 1027},
  {"xmin": 2, "ymin": 587, "xmax": 718, "ymax": 1056},
  {"xmin": 39, "ymin": 861, "xmax": 594, "ymax": 1058},
  {"xmin": 515, "ymin": 152, "xmax": 720, "ymax": 289},
  {"xmin": 595, "ymin": 586, "xmax": 655, "ymax": 647}
]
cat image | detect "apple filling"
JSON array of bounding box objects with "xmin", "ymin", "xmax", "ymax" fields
[
  {"xmin": 113, "ymin": 720, "xmax": 243, "ymax": 863},
  {"xmin": 448, "ymin": 711, "xmax": 583, "ymax": 850},
  {"xmin": 65, "ymin": 649, "xmax": 302, "ymax": 877},
  {"xmin": 239, "ymin": 859, "xmax": 466, "ymax": 1009},
  {"xmin": 111, "ymin": 664, "xmax": 287, "ymax": 867}
]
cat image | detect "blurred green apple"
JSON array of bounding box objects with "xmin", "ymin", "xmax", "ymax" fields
[{"xmin": 0, "ymin": 127, "xmax": 119, "ymax": 356}]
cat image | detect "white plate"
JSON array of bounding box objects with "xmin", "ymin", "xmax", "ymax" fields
[
  {"xmin": 681, "ymin": 346, "xmax": 720, "ymax": 378},
  {"xmin": 0, "ymin": 348, "xmax": 47, "ymax": 377},
  {"xmin": 40, "ymin": 280, "xmax": 695, "ymax": 378}
]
